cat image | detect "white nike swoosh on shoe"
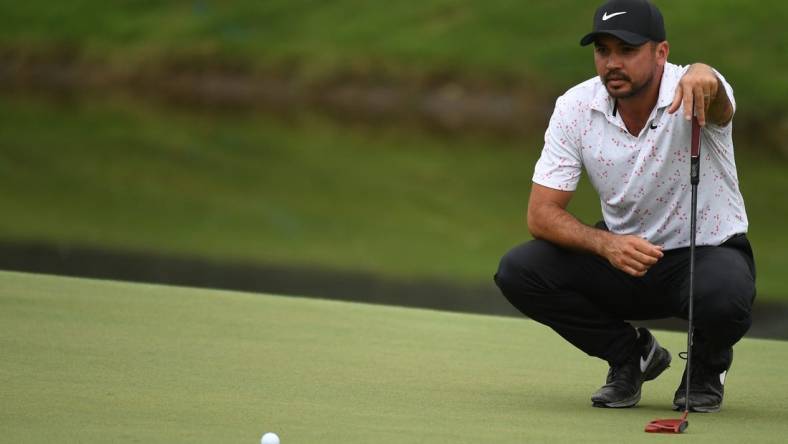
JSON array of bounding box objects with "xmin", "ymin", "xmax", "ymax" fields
[
  {"xmin": 640, "ymin": 341, "xmax": 657, "ymax": 372},
  {"xmin": 602, "ymin": 11, "xmax": 627, "ymax": 21}
]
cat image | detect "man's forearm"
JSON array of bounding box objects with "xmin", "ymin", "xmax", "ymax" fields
[
  {"xmin": 708, "ymin": 75, "xmax": 733, "ymax": 126},
  {"xmin": 527, "ymin": 202, "xmax": 611, "ymax": 257},
  {"xmin": 526, "ymin": 185, "xmax": 664, "ymax": 276}
]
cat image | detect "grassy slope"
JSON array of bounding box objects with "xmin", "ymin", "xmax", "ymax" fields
[
  {"xmin": 0, "ymin": 96, "xmax": 560, "ymax": 281},
  {"xmin": 0, "ymin": 1, "xmax": 786, "ymax": 115},
  {"xmin": 1, "ymin": 271, "xmax": 787, "ymax": 443},
  {"xmin": 1, "ymin": 96, "xmax": 786, "ymax": 299},
  {"xmin": 2, "ymin": 96, "xmax": 787, "ymax": 299}
]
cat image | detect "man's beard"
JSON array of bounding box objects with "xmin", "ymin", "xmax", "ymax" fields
[{"xmin": 602, "ymin": 68, "xmax": 656, "ymax": 99}]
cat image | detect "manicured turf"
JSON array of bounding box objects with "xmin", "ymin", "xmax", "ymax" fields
[{"xmin": 2, "ymin": 271, "xmax": 787, "ymax": 443}]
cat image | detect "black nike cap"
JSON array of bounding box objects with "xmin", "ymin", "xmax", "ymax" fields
[{"xmin": 580, "ymin": 0, "xmax": 666, "ymax": 46}]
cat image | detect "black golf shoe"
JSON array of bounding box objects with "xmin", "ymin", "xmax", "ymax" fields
[
  {"xmin": 591, "ymin": 328, "xmax": 672, "ymax": 408},
  {"xmin": 672, "ymin": 349, "xmax": 731, "ymax": 413}
]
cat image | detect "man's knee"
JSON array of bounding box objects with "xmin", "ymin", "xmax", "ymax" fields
[
  {"xmin": 688, "ymin": 266, "xmax": 754, "ymax": 362},
  {"xmin": 695, "ymin": 272, "xmax": 755, "ymax": 326},
  {"xmin": 494, "ymin": 239, "xmax": 561, "ymax": 294},
  {"xmin": 699, "ymin": 298, "xmax": 752, "ymax": 325},
  {"xmin": 695, "ymin": 247, "xmax": 755, "ymax": 325}
]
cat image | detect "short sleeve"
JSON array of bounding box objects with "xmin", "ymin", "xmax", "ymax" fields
[{"xmin": 532, "ymin": 96, "xmax": 583, "ymax": 191}]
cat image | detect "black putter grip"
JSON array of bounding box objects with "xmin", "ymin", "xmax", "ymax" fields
[{"xmin": 690, "ymin": 117, "xmax": 701, "ymax": 185}]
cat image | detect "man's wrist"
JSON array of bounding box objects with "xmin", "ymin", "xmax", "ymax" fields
[
  {"xmin": 590, "ymin": 228, "xmax": 613, "ymax": 258},
  {"xmin": 710, "ymin": 73, "xmax": 733, "ymax": 126}
]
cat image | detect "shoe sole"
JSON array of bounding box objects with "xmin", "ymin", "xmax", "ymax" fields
[
  {"xmin": 593, "ymin": 387, "xmax": 641, "ymax": 408},
  {"xmin": 672, "ymin": 401, "xmax": 722, "ymax": 413},
  {"xmin": 592, "ymin": 348, "xmax": 672, "ymax": 409}
]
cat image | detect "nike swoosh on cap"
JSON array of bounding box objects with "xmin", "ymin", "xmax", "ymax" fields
[
  {"xmin": 640, "ymin": 341, "xmax": 657, "ymax": 372},
  {"xmin": 602, "ymin": 11, "xmax": 627, "ymax": 21}
]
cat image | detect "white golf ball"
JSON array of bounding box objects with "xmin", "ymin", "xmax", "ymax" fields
[{"xmin": 261, "ymin": 432, "xmax": 280, "ymax": 444}]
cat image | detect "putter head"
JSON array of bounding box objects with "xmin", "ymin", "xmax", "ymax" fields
[{"xmin": 644, "ymin": 412, "xmax": 689, "ymax": 433}]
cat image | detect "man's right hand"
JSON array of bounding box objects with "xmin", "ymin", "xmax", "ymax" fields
[{"xmin": 600, "ymin": 233, "xmax": 664, "ymax": 277}]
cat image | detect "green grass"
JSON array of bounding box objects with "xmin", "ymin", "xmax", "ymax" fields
[
  {"xmin": 0, "ymin": 96, "xmax": 551, "ymax": 282},
  {"xmin": 1, "ymin": 96, "xmax": 786, "ymax": 300},
  {"xmin": 1, "ymin": 271, "xmax": 787, "ymax": 443},
  {"xmin": 0, "ymin": 0, "xmax": 786, "ymax": 117}
]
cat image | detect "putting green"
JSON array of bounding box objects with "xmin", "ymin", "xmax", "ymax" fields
[{"xmin": 1, "ymin": 271, "xmax": 786, "ymax": 443}]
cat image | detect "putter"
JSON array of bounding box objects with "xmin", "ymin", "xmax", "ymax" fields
[{"xmin": 644, "ymin": 115, "xmax": 702, "ymax": 434}]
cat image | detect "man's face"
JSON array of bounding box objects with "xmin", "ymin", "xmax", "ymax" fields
[{"xmin": 593, "ymin": 35, "xmax": 668, "ymax": 99}]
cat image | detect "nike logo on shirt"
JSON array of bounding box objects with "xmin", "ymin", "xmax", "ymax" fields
[{"xmin": 602, "ymin": 11, "xmax": 627, "ymax": 21}]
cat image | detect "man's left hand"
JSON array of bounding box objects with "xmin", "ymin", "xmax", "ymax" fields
[{"xmin": 667, "ymin": 63, "xmax": 726, "ymax": 127}]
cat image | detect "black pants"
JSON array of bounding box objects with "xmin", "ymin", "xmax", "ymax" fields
[{"xmin": 494, "ymin": 234, "xmax": 756, "ymax": 372}]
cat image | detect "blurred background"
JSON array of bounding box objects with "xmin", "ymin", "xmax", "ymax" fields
[{"xmin": 1, "ymin": 1, "xmax": 786, "ymax": 324}]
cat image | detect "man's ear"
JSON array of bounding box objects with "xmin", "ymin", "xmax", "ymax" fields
[{"xmin": 656, "ymin": 41, "xmax": 670, "ymax": 63}]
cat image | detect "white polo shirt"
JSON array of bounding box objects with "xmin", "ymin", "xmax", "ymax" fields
[{"xmin": 533, "ymin": 62, "xmax": 748, "ymax": 250}]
